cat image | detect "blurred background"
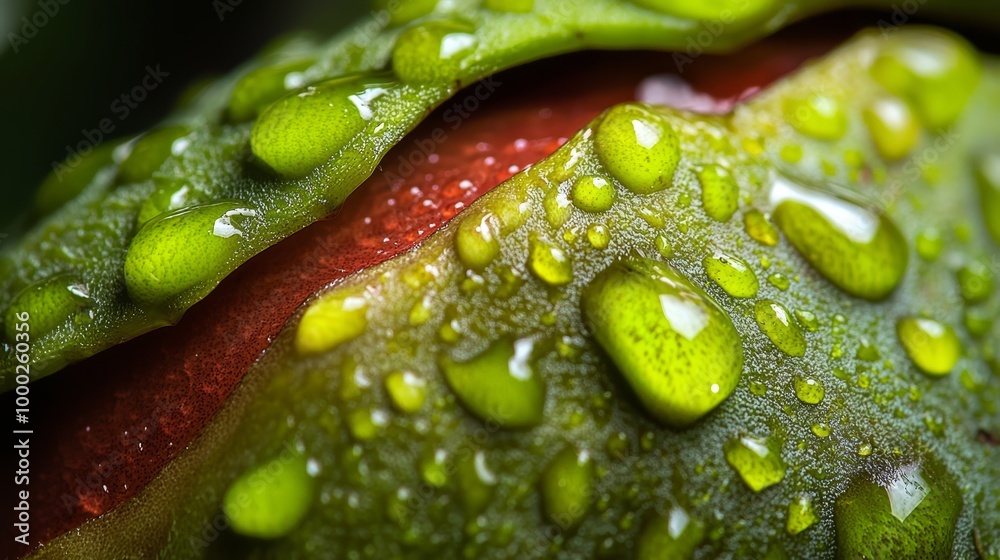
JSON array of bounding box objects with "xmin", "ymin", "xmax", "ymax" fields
[
  {"xmin": 0, "ymin": 0, "xmax": 367, "ymax": 230},
  {"xmin": 1, "ymin": 0, "xmax": 999, "ymax": 233}
]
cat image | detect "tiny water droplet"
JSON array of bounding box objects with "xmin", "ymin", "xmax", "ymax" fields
[
  {"xmin": 703, "ymin": 251, "xmax": 759, "ymax": 298},
  {"xmin": 724, "ymin": 435, "xmax": 786, "ymax": 492},
  {"xmin": 754, "ymin": 299, "xmax": 807, "ymax": 357}
]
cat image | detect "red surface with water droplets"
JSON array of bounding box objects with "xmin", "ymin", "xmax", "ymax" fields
[{"xmin": 19, "ymin": 31, "xmax": 845, "ymax": 551}]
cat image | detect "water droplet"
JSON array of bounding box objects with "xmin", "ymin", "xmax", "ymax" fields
[
  {"xmin": 915, "ymin": 227, "xmax": 944, "ymax": 261},
  {"xmin": 811, "ymin": 422, "xmax": 831, "ymax": 438},
  {"xmin": 770, "ymin": 175, "xmax": 908, "ymax": 301},
  {"xmin": 223, "ymin": 454, "xmax": 314, "ymax": 539},
  {"xmin": 295, "ymin": 289, "xmax": 369, "ymax": 355},
  {"xmin": 897, "ymin": 317, "xmax": 961, "ymax": 376},
  {"xmin": 251, "ymin": 73, "xmax": 395, "ymax": 177},
  {"xmin": 629, "ymin": 0, "xmax": 777, "ymax": 22},
  {"xmin": 229, "ymin": 58, "xmax": 316, "ymax": 122},
  {"xmin": 347, "ymin": 406, "xmax": 387, "ymax": 440},
  {"xmin": 136, "ymin": 178, "xmax": 204, "ymax": 226},
  {"xmin": 793, "ymin": 376, "xmax": 824, "ymax": 404},
  {"xmin": 528, "ymin": 235, "xmax": 573, "ymax": 286},
  {"xmin": 570, "ymin": 175, "xmax": 617, "ymax": 213},
  {"xmin": 420, "ymin": 447, "xmax": 450, "ymax": 487},
  {"xmin": 586, "ymin": 223, "xmax": 611, "ymax": 249},
  {"xmin": 440, "ymin": 337, "xmax": 546, "ymax": 428},
  {"xmin": 635, "ymin": 507, "xmax": 705, "ymax": 560},
  {"xmin": 870, "ymin": 29, "xmax": 980, "ymax": 128},
  {"xmin": 123, "ymin": 202, "xmax": 258, "ymax": 309},
  {"xmin": 956, "ymin": 260, "xmax": 994, "ymax": 304},
  {"xmin": 863, "ymin": 97, "xmax": 920, "ymax": 161},
  {"xmin": 743, "ymin": 209, "xmax": 780, "ymax": 246},
  {"xmin": 794, "ymin": 309, "xmax": 819, "ymax": 332},
  {"xmin": 754, "ymin": 300, "xmax": 807, "ymax": 357},
  {"xmin": 118, "ymin": 126, "xmax": 190, "ymax": 183},
  {"xmin": 964, "ymin": 307, "xmax": 993, "ymax": 338},
  {"xmin": 582, "ymin": 257, "xmax": 743, "ymax": 428},
  {"xmin": 786, "ymin": 494, "xmax": 818, "ymax": 535},
  {"xmin": 595, "ymin": 104, "xmax": 680, "ymax": 194},
  {"xmin": 975, "ymin": 152, "xmax": 1000, "ymax": 245},
  {"xmin": 654, "ymin": 233, "xmax": 674, "ymax": 258},
  {"xmin": 34, "ymin": 143, "xmax": 115, "ymax": 216},
  {"xmin": 384, "ymin": 370, "xmax": 427, "ymax": 414},
  {"xmin": 724, "ymin": 435, "xmax": 786, "ymax": 492},
  {"xmin": 856, "ymin": 338, "xmax": 881, "ymax": 362},
  {"xmin": 391, "ymin": 20, "xmax": 478, "ymax": 84},
  {"xmin": 699, "ymin": 164, "xmax": 739, "ymax": 222},
  {"xmin": 834, "ymin": 459, "xmax": 962, "ymax": 559},
  {"xmin": 767, "ymin": 273, "xmax": 790, "ymax": 291},
  {"xmin": 456, "ymin": 450, "xmax": 497, "ymax": 516},
  {"xmin": 783, "ymin": 94, "xmax": 848, "ymax": 141},
  {"xmin": 3, "ymin": 275, "xmax": 90, "ymax": 342},
  {"xmin": 540, "ymin": 446, "xmax": 594, "ymax": 529},
  {"xmin": 703, "ymin": 251, "xmax": 759, "ymax": 298},
  {"xmin": 455, "ymin": 210, "xmax": 501, "ymax": 271}
]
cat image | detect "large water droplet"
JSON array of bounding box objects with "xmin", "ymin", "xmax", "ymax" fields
[
  {"xmin": 118, "ymin": 126, "xmax": 191, "ymax": 183},
  {"xmin": 34, "ymin": 143, "xmax": 115, "ymax": 216},
  {"xmin": 595, "ymin": 104, "xmax": 680, "ymax": 195},
  {"xmin": 3, "ymin": 275, "xmax": 91, "ymax": 342},
  {"xmin": 863, "ymin": 97, "xmax": 920, "ymax": 161},
  {"xmin": 897, "ymin": 317, "xmax": 961, "ymax": 376},
  {"xmin": 635, "ymin": 507, "xmax": 705, "ymax": 560},
  {"xmin": 582, "ymin": 257, "xmax": 743, "ymax": 428},
  {"xmin": 783, "ymin": 94, "xmax": 848, "ymax": 141},
  {"xmin": 440, "ymin": 337, "xmax": 546, "ymax": 428},
  {"xmin": 770, "ymin": 175, "xmax": 908, "ymax": 301},
  {"xmin": 976, "ymin": 152, "xmax": 1000, "ymax": 245},
  {"xmin": 223, "ymin": 454, "xmax": 314, "ymax": 539},
  {"xmin": 123, "ymin": 202, "xmax": 258, "ymax": 309},
  {"xmin": 703, "ymin": 251, "xmax": 759, "ymax": 299},
  {"xmin": 786, "ymin": 493, "xmax": 818, "ymax": 535},
  {"xmin": 391, "ymin": 20, "xmax": 478, "ymax": 84},
  {"xmin": 251, "ymin": 73, "xmax": 395, "ymax": 177},
  {"xmin": 540, "ymin": 446, "xmax": 594, "ymax": 529},
  {"xmin": 743, "ymin": 209, "xmax": 780, "ymax": 246},
  {"xmin": 296, "ymin": 289, "xmax": 369, "ymax": 355},
  {"xmin": 229, "ymin": 58, "xmax": 316, "ymax": 122},
  {"xmin": 870, "ymin": 29, "xmax": 980, "ymax": 128},
  {"xmin": 834, "ymin": 459, "xmax": 962, "ymax": 559},
  {"xmin": 754, "ymin": 300, "xmax": 807, "ymax": 357},
  {"xmin": 724, "ymin": 435, "xmax": 786, "ymax": 492}
]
